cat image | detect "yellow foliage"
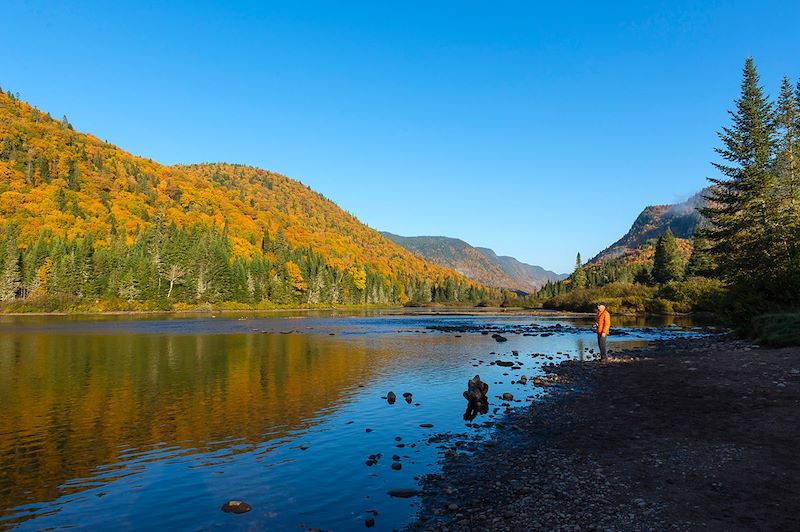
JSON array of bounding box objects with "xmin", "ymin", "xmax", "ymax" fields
[
  {"xmin": 0, "ymin": 91, "xmax": 479, "ymax": 289},
  {"xmin": 285, "ymin": 261, "xmax": 307, "ymax": 294},
  {"xmin": 348, "ymin": 266, "xmax": 367, "ymax": 290}
]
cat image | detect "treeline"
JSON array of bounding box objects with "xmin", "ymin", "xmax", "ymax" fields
[
  {"xmin": 0, "ymin": 222, "xmax": 490, "ymax": 311},
  {"xmin": 526, "ymin": 232, "xmax": 723, "ymax": 315},
  {"xmin": 525, "ymin": 59, "xmax": 800, "ymax": 338}
]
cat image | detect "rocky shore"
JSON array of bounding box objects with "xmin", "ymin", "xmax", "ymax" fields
[{"xmin": 410, "ymin": 335, "xmax": 800, "ymax": 531}]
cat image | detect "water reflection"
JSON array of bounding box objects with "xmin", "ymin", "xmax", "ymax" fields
[
  {"xmin": 0, "ymin": 312, "xmax": 714, "ymax": 530},
  {"xmin": 0, "ymin": 333, "xmax": 374, "ymax": 518}
]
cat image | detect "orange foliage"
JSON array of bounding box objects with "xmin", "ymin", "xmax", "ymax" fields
[{"xmin": 0, "ymin": 91, "xmax": 476, "ymax": 287}]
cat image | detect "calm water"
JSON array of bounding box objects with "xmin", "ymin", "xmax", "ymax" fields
[{"xmin": 0, "ymin": 310, "xmax": 712, "ymax": 531}]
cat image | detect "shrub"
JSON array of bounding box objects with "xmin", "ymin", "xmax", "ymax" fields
[{"xmin": 752, "ymin": 312, "xmax": 800, "ymax": 346}]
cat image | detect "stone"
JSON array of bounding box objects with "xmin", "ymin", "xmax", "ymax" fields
[
  {"xmin": 387, "ymin": 488, "xmax": 419, "ymax": 498},
  {"xmin": 502, "ymin": 392, "xmax": 514, "ymax": 401},
  {"xmin": 221, "ymin": 500, "xmax": 252, "ymax": 514},
  {"xmin": 392, "ymin": 463, "xmax": 402, "ymax": 470},
  {"xmin": 387, "ymin": 392, "xmax": 396, "ymax": 404},
  {"xmin": 365, "ymin": 517, "xmax": 375, "ymax": 527}
]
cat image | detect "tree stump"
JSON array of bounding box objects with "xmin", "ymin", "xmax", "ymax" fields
[{"xmin": 463, "ymin": 374, "xmax": 489, "ymax": 420}]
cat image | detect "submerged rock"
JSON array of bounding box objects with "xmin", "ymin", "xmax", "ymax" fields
[
  {"xmin": 387, "ymin": 488, "xmax": 420, "ymax": 498},
  {"xmin": 387, "ymin": 392, "xmax": 396, "ymax": 404},
  {"xmin": 221, "ymin": 500, "xmax": 252, "ymax": 514}
]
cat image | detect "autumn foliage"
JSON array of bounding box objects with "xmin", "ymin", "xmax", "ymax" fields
[{"xmin": 0, "ymin": 90, "xmax": 491, "ymax": 309}]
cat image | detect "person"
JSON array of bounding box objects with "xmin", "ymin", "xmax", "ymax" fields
[{"xmin": 595, "ymin": 302, "xmax": 611, "ymax": 362}]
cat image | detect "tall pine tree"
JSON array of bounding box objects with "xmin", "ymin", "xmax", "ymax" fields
[
  {"xmin": 571, "ymin": 252, "xmax": 586, "ymax": 289},
  {"xmin": 702, "ymin": 58, "xmax": 780, "ymax": 296},
  {"xmin": 685, "ymin": 231, "xmax": 715, "ymax": 277},
  {"xmin": 774, "ymin": 76, "xmax": 800, "ymax": 294},
  {"xmin": 652, "ymin": 228, "xmax": 683, "ymax": 284}
]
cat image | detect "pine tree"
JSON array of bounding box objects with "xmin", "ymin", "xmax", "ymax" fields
[
  {"xmin": 774, "ymin": 76, "xmax": 800, "ymax": 293},
  {"xmin": 685, "ymin": 231, "xmax": 716, "ymax": 277},
  {"xmin": 652, "ymin": 228, "xmax": 683, "ymax": 284},
  {"xmin": 702, "ymin": 58, "xmax": 780, "ymax": 294},
  {"xmin": 571, "ymin": 252, "xmax": 586, "ymax": 289}
]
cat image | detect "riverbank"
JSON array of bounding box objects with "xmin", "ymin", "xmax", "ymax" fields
[{"xmin": 411, "ymin": 335, "xmax": 800, "ymax": 531}]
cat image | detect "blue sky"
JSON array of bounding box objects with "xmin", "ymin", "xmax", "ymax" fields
[{"xmin": 2, "ymin": 1, "xmax": 798, "ymax": 272}]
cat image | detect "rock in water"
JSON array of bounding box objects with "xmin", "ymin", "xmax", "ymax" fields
[
  {"xmin": 387, "ymin": 392, "xmax": 396, "ymax": 404},
  {"xmin": 365, "ymin": 517, "xmax": 375, "ymax": 527},
  {"xmin": 495, "ymin": 360, "xmax": 514, "ymax": 367},
  {"xmin": 494, "ymin": 335, "xmax": 508, "ymax": 342},
  {"xmin": 221, "ymin": 500, "xmax": 252, "ymax": 514},
  {"xmin": 387, "ymin": 488, "xmax": 420, "ymax": 498},
  {"xmin": 463, "ymin": 374, "xmax": 490, "ymax": 420},
  {"xmin": 502, "ymin": 392, "xmax": 514, "ymax": 401},
  {"xmin": 392, "ymin": 463, "xmax": 402, "ymax": 470}
]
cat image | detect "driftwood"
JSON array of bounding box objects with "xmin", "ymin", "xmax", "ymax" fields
[{"xmin": 463, "ymin": 374, "xmax": 489, "ymax": 420}]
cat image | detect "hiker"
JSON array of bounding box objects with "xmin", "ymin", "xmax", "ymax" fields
[{"xmin": 595, "ymin": 302, "xmax": 611, "ymax": 362}]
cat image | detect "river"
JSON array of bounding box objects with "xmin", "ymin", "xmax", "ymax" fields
[{"xmin": 0, "ymin": 310, "xmax": 714, "ymax": 530}]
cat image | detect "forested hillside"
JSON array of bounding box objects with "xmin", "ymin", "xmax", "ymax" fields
[
  {"xmin": 381, "ymin": 233, "xmax": 519, "ymax": 290},
  {"xmin": 381, "ymin": 233, "xmax": 562, "ymax": 293},
  {"xmin": 0, "ymin": 90, "xmax": 491, "ymax": 310},
  {"xmin": 589, "ymin": 190, "xmax": 706, "ymax": 264},
  {"xmin": 474, "ymin": 247, "xmax": 565, "ymax": 292}
]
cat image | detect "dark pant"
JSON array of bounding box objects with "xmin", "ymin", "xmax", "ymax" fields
[{"xmin": 597, "ymin": 333, "xmax": 608, "ymax": 360}]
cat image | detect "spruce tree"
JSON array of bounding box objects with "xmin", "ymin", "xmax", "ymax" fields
[
  {"xmin": 571, "ymin": 252, "xmax": 586, "ymax": 289},
  {"xmin": 685, "ymin": 231, "xmax": 716, "ymax": 277},
  {"xmin": 702, "ymin": 58, "xmax": 779, "ymax": 294},
  {"xmin": 774, "ymin": 76, "xmax": 800, "ymax": 294},
  {"xmin": 652, "ymin": 228, "xmax": 683, "ymax": 284}
]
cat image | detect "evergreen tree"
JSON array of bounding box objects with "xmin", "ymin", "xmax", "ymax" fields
[
  {"xmin": 652, "ymin": 228, "xmax": 683, "ymax": 284},
  {"xmin": 702, "ymin": 58, "xmax": 781, "ymax": 295},
  {"xmin": 685, "ymin": 231, "xmax": 716, "ymax": 277},
  {"xmin": 571, "ymin": 252, "xmax": 586, "ymax": 289},
  {"xmin": 774, "ymin": 76, "xmax": 800, "ymax": 292}
]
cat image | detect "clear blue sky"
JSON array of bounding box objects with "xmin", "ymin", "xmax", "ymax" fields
[{"xmin": 2, "ymin": 1, "xmax": 798, "ymax": 272}]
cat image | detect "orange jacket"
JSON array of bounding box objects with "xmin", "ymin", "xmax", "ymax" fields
[{"xmin": 596, "ymin": 309, "xmax": 611, "ymax": 335}]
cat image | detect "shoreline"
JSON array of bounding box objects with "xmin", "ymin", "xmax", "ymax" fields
[
  {"xmin": 0, "ymin": 305, "xmax": 705, "ymax": 319},
  {"xmin": 409, "ymin": 335, "xmax": 800, "ymax": 531}
]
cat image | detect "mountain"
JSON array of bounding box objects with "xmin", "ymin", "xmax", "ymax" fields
[
  {"xmin": 0, "ymin": 90, "xmax": 490, "ymax": 308},
  {"xmin": 381, "ymin": 233, "xmax": 563, "ymax": 293},
  {"xmin": 474, "ymin": 247, "xmax": 567, "ymax": 292},
  {"xmin": 589, "ymin": 190, "xmax": 707, "ymax": 264}
]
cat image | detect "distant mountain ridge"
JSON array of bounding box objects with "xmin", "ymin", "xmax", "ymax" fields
[
  {"xmin": 589, "ymin": 190, "xmax": 707, "ymax": 264},
  {"xmin": 474, "ymin": 247, "xmax": 567, "ymax": 292},
  {"xmin": 381, "ymin": 232, "xmax": 564, "ymax": 293}
]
